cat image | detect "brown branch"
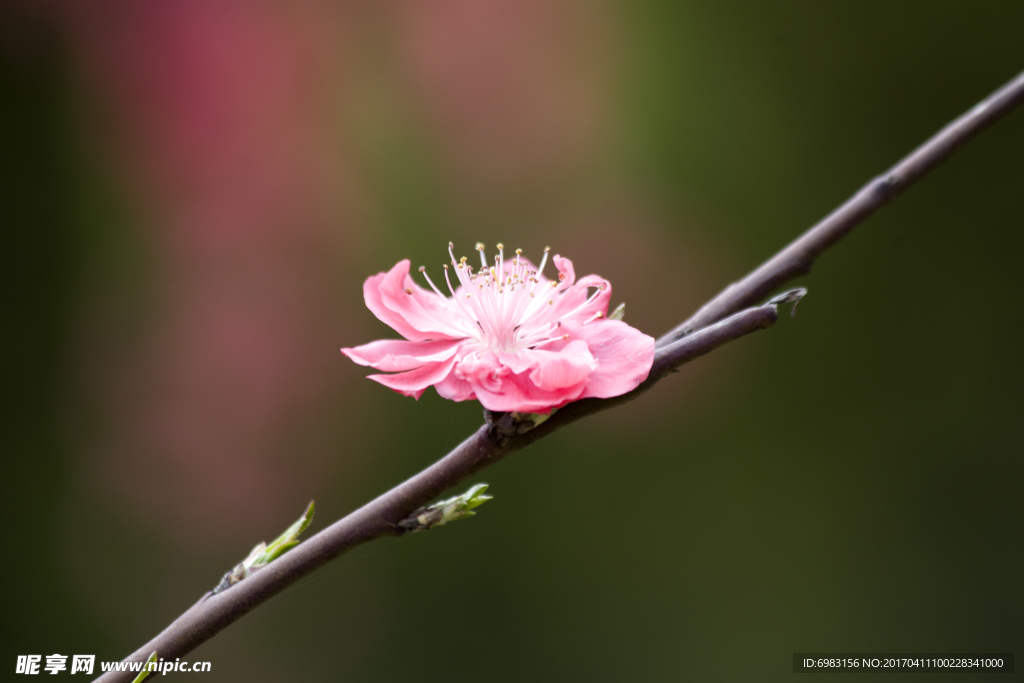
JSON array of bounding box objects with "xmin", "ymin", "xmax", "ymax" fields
[
  {"xmin": 95, "ymin": 302, "xmax": 779, "ymax": 682},
  {"xmin": 659, "ymin": 68, "xmax": 1024, "ymax": 345},
  {"xmin": 94, "ymin": 68, "xmax": 1024, "ymax": 682}
]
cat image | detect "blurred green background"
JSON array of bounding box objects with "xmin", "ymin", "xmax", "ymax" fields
[{"xmin": 2, "ymin": 1, "xmax": 1021, "ymax": 680}]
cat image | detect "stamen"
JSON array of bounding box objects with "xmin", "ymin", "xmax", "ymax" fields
[
  {"xmin": 560, "ymin": 279, "xmax": 609, "ymax": 320},
  {"xmin": 538, "ymin": 246, "xmax": 551, "ymax": 276},
  {"xmin": 528, "ymin": 333, "xmax": 571, "ymax": 350},
  {"xmin": 442, "ymin": 264, "xmax": 457, "ymax": 297},
  {"xmin": 404, "ymin": 286, "xmax": 476, "ymax": 338},
  {"xmin": 497, "ymin": 244, "xmax": 504, "ymax": 290},
  {"xmin": 427, "ymin": 240, "xmax": 608, "ymax": 353},
  {"xmin": 418, "ymin": 266, "xmax": 448, "ymax": 301}
]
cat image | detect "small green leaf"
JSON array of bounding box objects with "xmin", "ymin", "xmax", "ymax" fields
[
  {"xmin": 213, "ymin": 501, "xmax": 316, "ymax": 593},
  {"xmin": 130, "ymin": 651, "xmax": 158, "ymax": 683},
  {"xmin": 249, "ymin": 500, "xmax": 315, "ymax": 567},
  {"xmin": 609, "ymin": 302, "xmax": 626, "ymax": 320}
]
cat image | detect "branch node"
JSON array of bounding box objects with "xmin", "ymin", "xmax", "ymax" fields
[
  {"xmin": 485, "ymin": 409, "xmax": 553, "ymax": 443},
  {"xmin": 879, "ymin": 171, "xmax": 902, "ymax": 198}
]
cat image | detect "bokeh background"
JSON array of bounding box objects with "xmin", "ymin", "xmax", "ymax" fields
[{"xmin": 2, "ymin": 1, "xmax": 1022, "ymax": 680}]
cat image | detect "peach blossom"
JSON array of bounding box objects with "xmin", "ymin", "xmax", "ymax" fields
[{"xmin": 343, "ymin": 243, "xmax": 654, "ymax": 413}]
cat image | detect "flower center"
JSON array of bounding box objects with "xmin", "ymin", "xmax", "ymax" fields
[{"xmin": 416, "ymin": 242, "xmax": 569, "ymax": 353}]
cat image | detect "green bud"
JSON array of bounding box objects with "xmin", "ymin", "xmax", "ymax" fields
[
  {"xmin": 213, "ymin": 501, "xmax": 315, "ymax": 593},
  {"xmin": 399, "ymin": 483, "xmax": 494, "ymax": 532}
]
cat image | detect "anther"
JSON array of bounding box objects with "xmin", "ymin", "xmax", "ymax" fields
[
  {"xmin": 418, "ymin": 266, "xmax": 425, "ymax": 272},
  {"xmin": 404, "ymin": 288, "xmax": 413, "ymax": 295},
  {"xmin": 476, "ymin": 243, "xmax": 485, "ymax": 251},
  {"xmin": 496, "ymin": 243, "xmax": 504, "ymax": 250}
]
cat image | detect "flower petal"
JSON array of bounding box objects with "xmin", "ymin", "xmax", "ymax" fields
[
  {"xmin": 563, "ymin": 319, "xmax": 655, "ymax": 399},
  {"xmin": 470, "ymin": 368, "xmax": 587, "ymax": 413},
  {"xmin": 552, "ymin": 255, "xmax": 576, "ymax": 288},
  {"xmin": 362, "ymin": 264, "xmax": 431, "ymax": 341},
  {"xmin": 464, "ymin": 342, "xmax": 593, "ymax": 412},
  {"xmin": 496, "ymin": 340, "xmax": 596, "ymax": 391},
  {"xmin": 367, "ymin": 354, "xmax": 459, "ymax": 400},
  {"xmin": 341, "ymin": 338, "xmax": 463, "ymax": 372},
  {"xmin": 528, "ymin": 340, "xmax": 596, "ymax": 390},
  {"xmin": 455, "ymin": 351, "xmax": 507, "ymax": 393},
  {"xmin": 375, "ymin": 260, "xmax": 467, "ymax": 340},
  {"xmin": 434, "ymin": 371, "xmax": 476, "ymax": 402}
]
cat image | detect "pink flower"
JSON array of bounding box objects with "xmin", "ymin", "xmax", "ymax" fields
[{"xmin": 342, "ymin": 243, "xmax": 655, "ymax": 413}]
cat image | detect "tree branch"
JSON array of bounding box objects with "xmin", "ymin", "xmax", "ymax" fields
[
  {"xmin": 96, "ymin": 302, "xmax": 779, "ymax": 682},
  {"xmin": 659, "ymin": 68, "xmax": 1024, "ymax": 345},
  {"xmin": 94, "ymin": 68, "xmax": 1024, "ymax": 682}
]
